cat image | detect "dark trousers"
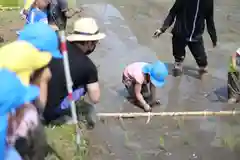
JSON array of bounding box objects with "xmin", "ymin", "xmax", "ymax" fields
[
  {"xmin": 172, "ymin": 35, "xmax": 208, "ymax": 68},
  {"xmin": 228, "ymin": 72, "xmax": 240, "ymax": 99}
]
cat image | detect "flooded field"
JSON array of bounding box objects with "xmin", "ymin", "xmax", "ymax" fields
[
  {"xmin": 0, "ymin": 0, "xmax": 240, "ymax": 159},
  {"xmin": 76, "ymin": 0, "xmax": 240, "ymax": 159}
]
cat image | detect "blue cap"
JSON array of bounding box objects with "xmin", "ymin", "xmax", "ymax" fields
[
  {"xmin": 142, "ymin": 61, "xmax": 168, "ymax": 87},
  {"xmin": 18, "ymin": 22, "xmax": 62, "ymax": 59},
  {"xmin": 0, "ymin": 69, "xmax": 39, "ymax": 158}
]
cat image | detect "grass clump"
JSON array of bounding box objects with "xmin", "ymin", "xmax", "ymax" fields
[{"xmin": 45, "ymin": 124, "xmax": 89, "ymax": 160}]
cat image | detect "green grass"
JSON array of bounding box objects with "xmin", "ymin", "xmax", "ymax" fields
[{"xmin": 45, "ymin": 124, "xmax": 89, "ymax": 160}]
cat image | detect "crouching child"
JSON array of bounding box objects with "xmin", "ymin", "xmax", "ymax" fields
[
  {"xmin": 228, "ymin": 48, "xmax": 240, "ymax": 104},
  {"xmin": 122, "ymin": 61, "xmax": 168, "ymax": 112}
]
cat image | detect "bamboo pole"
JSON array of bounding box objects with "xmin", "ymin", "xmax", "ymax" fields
[{"xmin": 97, "ymin": 110, "xmax": 240, "ymax": 118}]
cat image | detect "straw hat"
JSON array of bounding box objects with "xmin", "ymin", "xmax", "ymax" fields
[
  {"xmin": 142, "ymin": 61, "xmax": 168, "ymax": 88},
  {"xmin": 67, "ymin": 17, "xmax": 106, "ymax": 42}
]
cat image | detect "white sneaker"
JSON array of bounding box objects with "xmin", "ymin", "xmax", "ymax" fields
[{"xmin": 228, "ymin": 97, "xmax": 237, "ymax": 104}]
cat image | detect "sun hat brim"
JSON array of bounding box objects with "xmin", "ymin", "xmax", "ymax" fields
[
  {"xmin": 149, "ymin": 75, "xmax": 165, "ymax": 88},
  {"xmin": 18, "ymin": 39, "xmax": 63, "ymax": 59},
  {"xmin": 15, "ymin": 50, "xmax": 52, "ymax": 85},
  {"xmin": 24, "ymin": 85, "xmax": 40, "ymax": 103},
  {"xmin": 142, "ymin": 62, "xmax": 168, "ymax": 88},
  {"xmin": 66, "ymin": 33, "xmax": 106, "ymax": 42}
]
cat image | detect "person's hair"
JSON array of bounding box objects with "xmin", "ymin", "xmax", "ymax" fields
[{"xmin": 30, "ymin": 65, "xmax": 48, "ymax": 83}]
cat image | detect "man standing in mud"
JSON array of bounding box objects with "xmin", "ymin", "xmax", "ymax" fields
[{"xmin": 153, "ymin": 0, "xmax": 217, "ymax": 77}]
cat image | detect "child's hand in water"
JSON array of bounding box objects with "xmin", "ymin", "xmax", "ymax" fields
[
  {"xmin": 143, "ymin": 104, "xmax": 152, "ymax": 112},
  {"xmin": 149, "ymin": 99, "xmax": 161, "ymax": 107}
]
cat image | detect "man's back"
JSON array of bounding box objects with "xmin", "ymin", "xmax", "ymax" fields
[
  {"xmin": 44, "ymin": 42, "xmax": 98, "ymax": 119},
  {"xmin": 168, "ymin": 0, "xmax": 215, "ymax": 41}
]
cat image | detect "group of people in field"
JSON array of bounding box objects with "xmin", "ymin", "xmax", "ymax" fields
[{"xmin": 0, "ymin": 0, "xmax": 239, "ymax": 159}]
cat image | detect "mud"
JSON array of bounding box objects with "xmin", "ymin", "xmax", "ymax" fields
[
  {"xmin": 0, "ymin": 0, "xmax": 240, "ymax": 159},
  {"xmin": 76, "ymin": 0, "xmax": 240, "ymax": 160}
]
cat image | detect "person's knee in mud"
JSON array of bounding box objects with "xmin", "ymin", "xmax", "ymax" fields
[{"xmin": 122, "ymin": 61, "xmax": 168, "ymax": 112}]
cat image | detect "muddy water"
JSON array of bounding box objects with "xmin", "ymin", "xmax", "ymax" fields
[{"xmin": 76, "ymin": 0, "xmax": 240, "ymax": 159}]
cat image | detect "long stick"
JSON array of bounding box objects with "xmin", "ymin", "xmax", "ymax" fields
[
  {"xmin": 97, "ymin": 110, "xmax": 240, "ymax": 118},
  {"xmin": 59, "ymin": 30, "xmax": 80, "ymax": 148}
]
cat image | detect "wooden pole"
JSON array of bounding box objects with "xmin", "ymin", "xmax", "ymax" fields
[{"xmin": 97, "ymin": 110, "xmax": 240, "ymax": 118}]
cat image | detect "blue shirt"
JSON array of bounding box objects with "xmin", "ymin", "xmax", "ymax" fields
[{"xmin": 26, "ymin": 8, "xmax": 48, "ymax": 24}]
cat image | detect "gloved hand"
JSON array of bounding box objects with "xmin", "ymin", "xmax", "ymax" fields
[{"xmin": 153, "ymin": 29, "xmax": 163, "ymax": 38}]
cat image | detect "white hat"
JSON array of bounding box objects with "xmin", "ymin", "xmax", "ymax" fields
[
  {"xmin": 237, "ymin": 48, "xmax": 240, "ymax": 55},
  {"xmin": 67, "ymin": 17, "xmax": 106, "ymax": 41}
]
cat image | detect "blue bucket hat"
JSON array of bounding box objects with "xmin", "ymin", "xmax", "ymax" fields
[
  {"xmin": 0, "ymin": 69, "xmax": 39, "ymax": 159},
  {"xmin": 18, "ymin": 22, "xmax": 62, "ymax": 59},
  {"xmin": 142, "ymin": 61, "xmax": 168, "ymax": 87}
]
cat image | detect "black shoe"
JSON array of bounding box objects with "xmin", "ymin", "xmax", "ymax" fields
[
  {"xmin": 76, "ymin": 101, "xmax": 96, "ymax": 129},
  {"xmin": 172, "ymin": 62, "xmax": 183, "ymax": 77}
]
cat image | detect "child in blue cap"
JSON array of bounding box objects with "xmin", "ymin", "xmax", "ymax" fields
[
  {"xmin": 17, "ymin": 22, "xmax": 62, "ymax": 109},
  {"xmin": 0, "ymin": 69, "xmax": 39, "ymax": 160},
  {"xmin": 25, "ymin": 0, "xmax": 49, "ymax": 25},
  {"xmin": 122, "ymin": 61, "xmax": 168, "ymax": 112}
]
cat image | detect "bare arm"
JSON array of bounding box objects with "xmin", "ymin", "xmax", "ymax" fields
[
  {"xmin": 134, "ymin": 83, "xmax": 148, "ymax": 107},
  {"xmin": 149, "ymin": 82, "xmax": 157, "ymax": 102},
  {"xmin": 31, "ymin": 68, "xmax": 52, "ymax": 108},
  {"xmin": 87, "ymin": 82, "xmax": 100, "ymax": 104}
]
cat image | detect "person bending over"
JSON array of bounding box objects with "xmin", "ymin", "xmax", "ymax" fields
[
  {"xmin": 43, "ymin": 18, "xmax": 105, "ymax": 128},
  {"xmin": 228, "ymin": 48, "xmax": 240, "ymax": 104},
  {"xmin": 122, "ymin": 61, "xmax": 168, "ymax": 112}
]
